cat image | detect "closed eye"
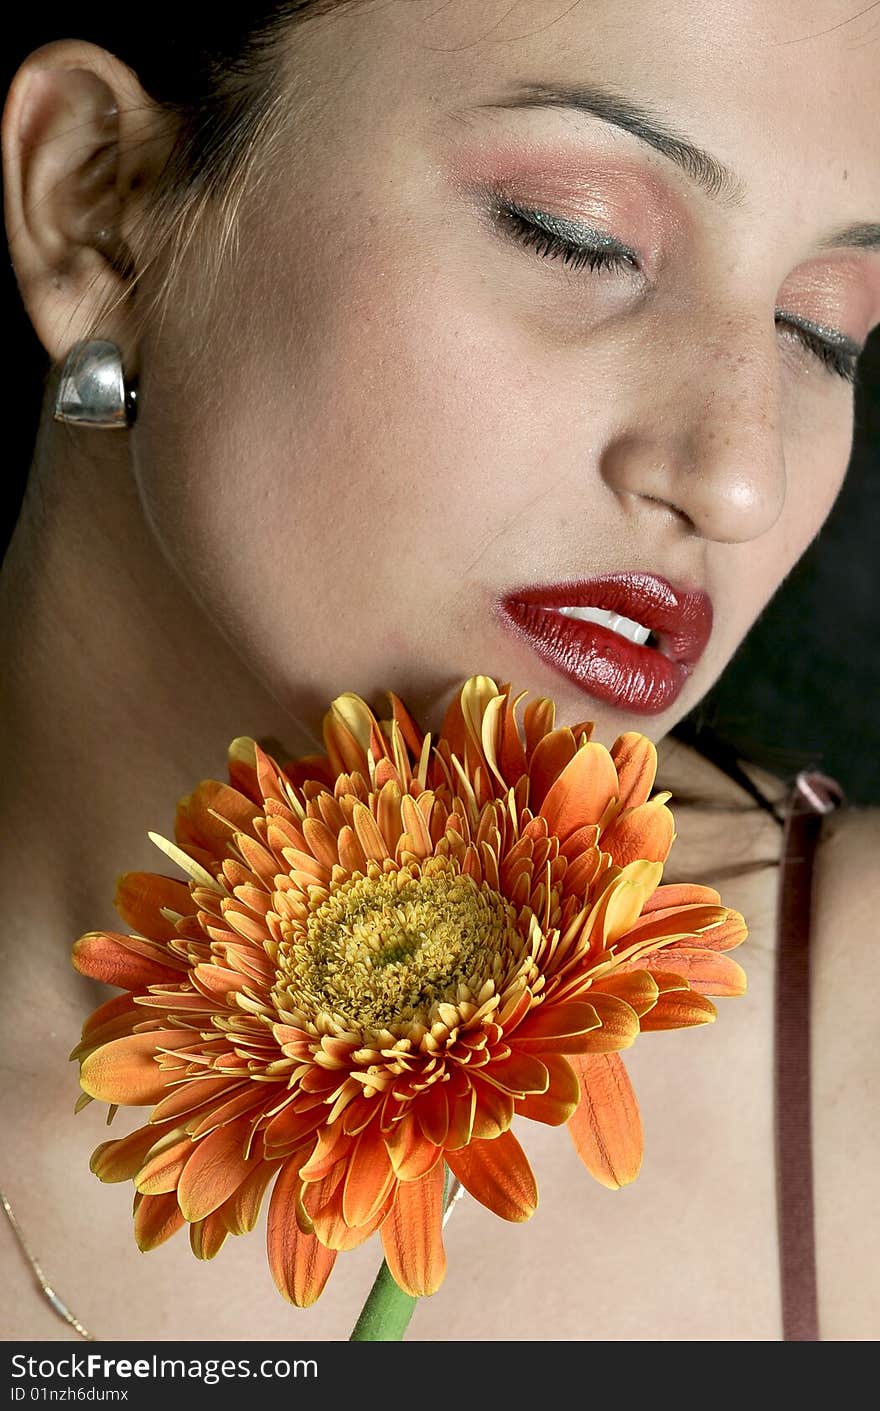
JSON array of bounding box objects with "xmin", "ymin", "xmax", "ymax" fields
[
  {"xmin": 775, "ymin": 312, "xmax": 861, "ymax": 384},
  {"xmin": 495, "ymin": 199, "xmax": 863, "ymax": 384},
  {"xmin": 494, "ymin": 199, "xmax": 640, "ymax": 276}
]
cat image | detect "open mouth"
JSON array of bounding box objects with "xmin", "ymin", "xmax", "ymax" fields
[
  {"xmin": 555, "ymin": 604, "xmax": 665, "ymax": 653},
  {"xmin": 492, "ymin": 573, "xmax": 714, "ymax": 715}
]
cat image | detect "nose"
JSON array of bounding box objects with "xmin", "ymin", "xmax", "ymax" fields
[{"xmin": 599, "ymin": 318, "xmax": 787, "ymax": 543}]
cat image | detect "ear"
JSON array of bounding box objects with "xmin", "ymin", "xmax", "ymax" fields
[{"xmin": 1, "ymin": 40, "xmax": 176, "ymax": 368}]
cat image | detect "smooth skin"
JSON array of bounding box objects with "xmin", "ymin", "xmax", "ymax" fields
[{"xmin": 1, "ymin": 0, "xmax": 878, "ymax": 1340}]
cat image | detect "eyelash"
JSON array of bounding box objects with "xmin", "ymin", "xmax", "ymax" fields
[
  {"xmin": 499, "ymin": 203, "xmax": 861, "ymax": 385},
  {"xmin": 500, "ymin": 202, "xmax": 638, "ymax": 276},
  {"xmin": 775, "ymin": 317, "xmax": 859, "ymax": 384}
]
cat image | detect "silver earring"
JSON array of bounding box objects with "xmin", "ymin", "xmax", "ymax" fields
[{"xmin": 53, "ymin": 340, "xmax": 138, "ymax": 428}]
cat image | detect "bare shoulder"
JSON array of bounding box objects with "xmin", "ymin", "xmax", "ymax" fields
[
  {"xmin": 811, "ymin": 804, "xmax": 880, "ymax": 1341},
  {"xmin": 813, "ymin": 803, "xmax": 880, "ymax": 933}
]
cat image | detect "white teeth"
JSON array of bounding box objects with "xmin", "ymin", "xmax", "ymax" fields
[{"xmin": 556, "ymin": 604, "xmax": 653, "ymax": 646}]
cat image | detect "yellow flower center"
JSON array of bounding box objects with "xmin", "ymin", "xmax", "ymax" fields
[{"xmin": 274, "ymin": 860, "xmax": 523, "ymax": 1031}]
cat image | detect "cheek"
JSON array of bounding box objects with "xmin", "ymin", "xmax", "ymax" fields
[{"xmin": 127, "ymin": 242, "xmax": 584, "ymax": 703}]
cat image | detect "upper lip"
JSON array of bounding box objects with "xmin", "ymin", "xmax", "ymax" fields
[{"xmin": 497, "ymin": 572, "xmax": 714, "ymax": 666}]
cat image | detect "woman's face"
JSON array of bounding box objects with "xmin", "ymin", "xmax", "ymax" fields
[{"xmin": 131, "ymin": 0, "xmax": 880, "ymax": 744}]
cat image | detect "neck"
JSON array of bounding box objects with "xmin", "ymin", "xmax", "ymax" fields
[
  {"xmin": 0, "ymin": 409, "xmax": 314, "ymax": 1039},
  {"xmin": 0, "ymin": 416, "xmax": 769, "ymax": 1042}
]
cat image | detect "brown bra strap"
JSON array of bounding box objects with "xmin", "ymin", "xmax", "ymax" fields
[{"xmin": 774, "ymin": 769, "xmax": 845, "ymax": 1342}]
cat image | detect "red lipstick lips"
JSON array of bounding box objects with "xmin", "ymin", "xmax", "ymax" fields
[{"xmin": 494, "ymin": 573, "xmax": 713, "ymax": 715}]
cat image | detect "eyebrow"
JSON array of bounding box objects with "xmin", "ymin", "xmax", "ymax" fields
[
  {"xmin": 818, "ymin": 222, "xmax": 880, "ymax": 254},
  {"xmin": 472, "ymin": 80, "xmax": 745, "ymax": 206},
  {"xmin": 470, "ymin": 80, "xmax": 880, "ymax": 253}
]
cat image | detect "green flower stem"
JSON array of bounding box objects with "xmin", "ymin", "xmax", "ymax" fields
[
  {"xmin": 348, "ymin": 1167, "xmax": 459, "ymax": 1342},
  {"xmin": 348, "ymin": 1259, "xmax": 418, "ymax": 1342}
]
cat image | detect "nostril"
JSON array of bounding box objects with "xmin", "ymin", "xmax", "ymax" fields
[
  {"xmin": 646, "ymin": 496, "xmax": 698, "ymax": 534},
  {"xmin": 603, "ymin": 426, "xmax": 785, "ymax": 544}
]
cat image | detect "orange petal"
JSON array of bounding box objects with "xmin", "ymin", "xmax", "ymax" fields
[
  {"xmin": 236, "ymin": 834, "xmax": 280, "ymax": 886},
  {"xmin": 336, "ymin": 824, "xmax": 368, "ymax": 874},
  {"xmin": 415, "ymin": 1082, "xmax": 450, "ymax": 1147},
  {"xmin": 267, "ymin": 1156, "xmax": 336, "ymax": 1306},
  {"xmin": 135, "ymin": 1135, "xmax": 194, "ymax": 1195},
  {"xmin": 525, "ymin": 727, "xmax": 579, "ymax": 811},
  {"xmin": 599, "ymin": 797, "xmax": 675, "ymax": 866},
  {"xmin": 512, "ymin": 1000, "xmax": 601, "ymax": 1051},
  {"xmin": 176, "ymin": 1116, "xmax": 261, "ymax": 1222},
  {"xmin": 226, "ymin": 736, "xmax": 261, "ymax": 804},
  {"xmin": 469, "ymin": 1076, "xmax": 515, "ymax": 1140},
  {"xmin": 568, "ymin": 718, "xmax": 596, "ymax": 745},
  {"xmin": 150, "ymin": 1076, "xmax": 249, "ymax": 1126},
  {"xmin": 298, "ymin": 1121, "xmax": 353, "ymax": 1182},
  {"xmin": 445, "ymin": 1129, "xmax": 537, "ymax": 1222},
  {"xmin": 309, "ymin": 1171, "xmax": 392, "ymax": 1251},
  {"xmin": 564, "ymin": 849, "xmax": 605, "ymax": 898},
  {"xmin": 80, "ymin": 1030, "xmax": 196, "ymax": 1105},
  {"xmin": 497, "ymin": 687, "xmax": 529, "ymax": 784},
  {"xmin": 257, "ymin": 741, "xmax": 301, "ymax": 802},
  {"xmin": 567, "ymin": 1051, "xmax": 643, "ymax": 1189},
  {"xmin": 559, "ymin": 823, "xmax": 601, "ymax": 862},
  {"xmin": 473, "ymin": 692, "xmax": 509, "ymax": 792},
  {"xmin": 380, "ymin": 1163, "xmax": 446, "ymax": 1296},
  {"xmin": 617, "ymin": 906, "xmax": 746, "ymax": 960},
  {"xmin": 385, "ymin": 1115, "xmax": 443, "ymax": 1181},
  {"xmin": 114, "ymin": 872, "xmax": 194, "ymax": 942},
  {"xmin": 72, "ymin": 931, "xmax": 184, "ymax": 990},
  {"xmin": 176, "ymin": 780, "xmax": 262, "ymax": 858},
  {"xmin": 514, "ymin": 1053, "xmax": 581, "ymax": 1126},
  {"xmin": 609, "ymin": 733, "xmax": 658, "ymax": 811},
  {"xmin": 186, "ymin": 1084, "xmax": 268, "ymax": 1138},
  {"xmin": 189, "ymin": 1211, "xmax": 229, "ymax": 1260},
  {"xmin": 580, "ymin": 991, "xmax": 640, "ymax": 1051},
  {"xmin": 219, "ymin": 1159, "xmax": 281, "ymax": 1235},
  {"xmin": 691, "ymin": 909, "xmax": 749, "ymax": 953},
  {"xmin": 375, "ymin": 779, "xmax": 404, "ymax": 856},
  {"xmin": 538, "ymin": 742, "xmax": 619, "ymax": 838},
  {"xmin": 436, "ymin": 692, "xmax": 468, "ymax": 771},
  {"xmin": 263, "ymin": 1102, "xmax": 326, "ymax": 1157},
  {"xmin": 342, "ymin": 1124, "xmax": 396, "ymax": 1228},
  {"xmin": 640, "ymin": 948, "xmax": 747, "ymax": 996},
  {"xmin": 133, "ymin": 1190, "xmax": 186, "ymax": 1251},
  {"xmin": 522, "ymin": 695, "xmax": 556, "ymax": 760},
  {"xmin": 620, "ymin": 903, "xmax": 730, "ymax": 951},
  {"xmin": 641, "ymin": 882, "xmax": 721, "ymax": 911},
  {"xmin": 90, "ymin": 1121, "xmax": 177, "ymax": 1183},
  {"xmin": 590, "ymin": 969, "xmax": 660, "ymax": 1017},
  {"xmin": 78, "ymin": 992, "xmax": 140, "ymax": 1046},
  {"xmin": 400, "ymin": 793, "xmax": 434, "ymax": 859},
  {"xmin": 480, "ymin": 1050, "xmax": 549, "ymax": 1096},
  {"xmin": 352, "ymin": 801, "xmax": 392, "ymax": 862},
  {"xmin": 458, "ymin": 676, "xmax": 504, "ymax": 778},
  {"xmin": 444, "ymin": 1073, "xmax": 477, "ymax": 1151},
  {"xmin": 638, "ymin": 989, "xmax": 717, "ymax": 1030},
  {"xmin": 302, "ymin": 816, "xmax": 341, "ymax": 870},
  {"xmin": 584, "ymin": 862, "xmax": 664, "ymax": 949},
  {"xmin": 323, "ymin": 693, "xmax": 376, "ymax": 777},
  {"xmin": 385, "ymin": 689, "xmax": 427, "ymax": 762}
]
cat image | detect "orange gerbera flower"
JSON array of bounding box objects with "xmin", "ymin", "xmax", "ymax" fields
[{"xmin": 71, "ymin": 675, "xmax": 747, "ymax": 1306}]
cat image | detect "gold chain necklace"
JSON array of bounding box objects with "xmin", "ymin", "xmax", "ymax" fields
[
  {"xmin": 0, "ymin": 1176, "xmax": 464, "ymax": 1342},
  {"xmin": 0, "ymin": 1185, "xmax": 95, "ymax": 1341}
]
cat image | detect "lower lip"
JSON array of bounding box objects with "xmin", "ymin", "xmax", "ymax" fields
[{"xmin": 494, "ymin": 601, "xmax": 691, "ymax": 714}]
